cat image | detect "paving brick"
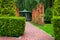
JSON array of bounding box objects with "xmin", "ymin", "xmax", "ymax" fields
[{"xmin": 21, "ymin": 22, "xmax": 54, "ymax": 40}]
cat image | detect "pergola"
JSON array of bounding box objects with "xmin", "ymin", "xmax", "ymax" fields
[{"xmin": 20, "ymin": 9, "xmax": 32, "ymax": 21}]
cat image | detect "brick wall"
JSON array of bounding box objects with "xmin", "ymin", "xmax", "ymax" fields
[
  {"xmin": 16, "ymin": 7, "xmax": 19, "ymax": 17},
  {"xmin": 32, "ymin": 3, "xmax": 44, "ymax": 26},
  {"xmin": 15, "ymin": 3, "xmax": 19, "ymax": 17}
]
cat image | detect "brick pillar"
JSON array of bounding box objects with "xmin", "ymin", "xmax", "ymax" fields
[
  {"xmin": 32, "ymin": 3, "xmax": 44, "ymax": 26},
  {"xmin": 32, "ymin": 9, "xmax": 35, "ymax": 22},
  {"xmin": 38, "ymin": 3, "xmax": 44, "ymax": 26},
  {"xmin": 32, "ymin": 10, "xmax": 34, "ymax": 22},
  {"xmin": 16, "ymin": 7, "xmax": 19, "ymax": 17},
  {"xmin": 41, "ymin": 4, "xmax": 44, "ymax": 26},
  {"xmin": 35, "ymin": 9, "xmax": 39, "ymax": 24},
  {"xmin": 14, "ymin": 3, "xmax": 19, "ymax": 17}
]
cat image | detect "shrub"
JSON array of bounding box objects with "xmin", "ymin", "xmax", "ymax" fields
[
  {"xmin": 52, "ymin": 17, "xmax": 60, "ymax": 40},
  {"xmin": 0, "ymin": 17, "xmax": 26, "ymax": 37},
  {"xmin": 44, "ymin": 8, "xmax": 52, "ymax": 23},
  {"xmin": 52, "ymin": 0, "xmax": 60, "ymax": 16},
  {"xmin": 0, "ymin": 0, "xmax": 16, "ymax": 16}
]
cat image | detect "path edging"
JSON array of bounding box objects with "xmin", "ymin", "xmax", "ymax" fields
[{"xmin": 30, "ymin": 22, "xmax": 54, "ymax": 39}]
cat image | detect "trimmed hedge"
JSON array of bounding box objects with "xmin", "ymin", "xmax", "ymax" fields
[
  {"xmin": 52, "ymin": 0, "xmax": 60, "ymax": 16},
  {"xmin": 0, "ymin": 17, "xmax": 26, "ymax": 37},
  {"xmin": 0, "ymin": 0, "xmax": 16, "ymax": 16},
  {"xmin": 52, "ymin": 17, "xmax": 60, "ymax": 40}
]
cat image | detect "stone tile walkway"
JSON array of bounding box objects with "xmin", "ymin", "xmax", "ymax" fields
[{"xmin": 0, "ymin": 22, "xmax": 54, "ymax": 40}]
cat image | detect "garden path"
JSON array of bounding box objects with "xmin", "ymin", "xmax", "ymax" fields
[
  {"xmin": 0, "ymin": 22, "xmax": 54, "ymax": 40},
  {"xmin": 20, "ymin": 22, "xmax": 54, "ymax": 40}
]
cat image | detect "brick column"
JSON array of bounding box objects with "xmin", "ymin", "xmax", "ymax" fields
[
  {"xmin": 32, "ymin": 3, "xmax": 44, "ymax": 26},
  {"xmin": 14, "ymin": 3, "xmax": 19, "ymax": 17},
  {"xmin": 16, "ymin": 7, "xmax": 19, "ymax": 17}
]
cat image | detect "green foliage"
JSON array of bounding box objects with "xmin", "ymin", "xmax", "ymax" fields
[
  {"xmin": 0, "ymin": 0, "xmax": 26, "ymax": 37},
  {"xmin": 0, "ymin": 17, "xmax": 26, "ymax": 37},
  {"xmin": 52, "ymin": 0, "xmax": 60, "ymax": 16},
  {"xmin": 35, "ymin": 0, "xmax": 46, "ymax": 8},
  {"xmin": 44, "ymin": 8, "xmax": 52, "ymax": 23},
  {"xmin": 15, "ymin": 0, "xmax": 38, "ymax": 11},
  {"xmin": 15, "ymin": 0, "xmax": 54, "ymax": 11},
  {"xmin": 15, "ymin": 0, "xmax": 24, "ymax": 10},
  {"xmin": 52, "ymin": 0, "xmax": 60, "ymax": 39},
  {"xmin": 0, "ymin": 0, "xmax": 16, "ymax": 16},
  {"xmin": 52, "ymin": 17, "xmax": 60, "ymax": 40},
  {"xmin": 25, "ymin": 0, "xmax": 38, "ymax": 11},
  {"xmin": 46, "ymin": 0, "xmax": 54, "ymax": 8},
  {"xmin": 31, "ymin": 21, "xmax": 54, "ymax": 37}
]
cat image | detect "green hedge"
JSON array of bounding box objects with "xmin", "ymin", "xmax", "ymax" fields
[
  {"xmin": 0, "ymin": 0, "xmax": 16, "ymax": 16},
  {"xmin": 52, "ymin": 0, "xmax": 60, "ymax": 16},
  {"xmin": 52, "ymin": 17, "xmax": 60, "ymax": 40},
  {"xmin": 0, "ymin": 17, "xmax": 26, "ymax": 37},
  {"xmin": 44, "ymin": 8, "xmax": 52, "ymax": 23}
]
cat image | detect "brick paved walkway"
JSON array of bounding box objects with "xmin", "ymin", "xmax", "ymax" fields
[{"xmin": 0, "ymin": 22, "xmax": 54, "ymax": 40}]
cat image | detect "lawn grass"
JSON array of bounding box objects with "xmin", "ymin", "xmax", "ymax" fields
[{"xmin": 30, "ymin": 21, "xmax": 54, "ymax": 37}]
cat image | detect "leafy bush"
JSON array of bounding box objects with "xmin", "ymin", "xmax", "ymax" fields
[
  {"xmin": 52, "ymin": 0, "xmax": 60, "ymax": 16},
  {"xmin": 0, "ymin": 0, "xmax": 16, "ymax": 16},
  {"xmin": 0, "ymin": 17, "xmax": 26, "ymax": 37},
  {"xmin": 52, "ymin": 17, "xmax": 60, "ymax": 40},
  {"xmin": 44, "ymin": 8, "xmax": 52, "ymax": 23}
]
